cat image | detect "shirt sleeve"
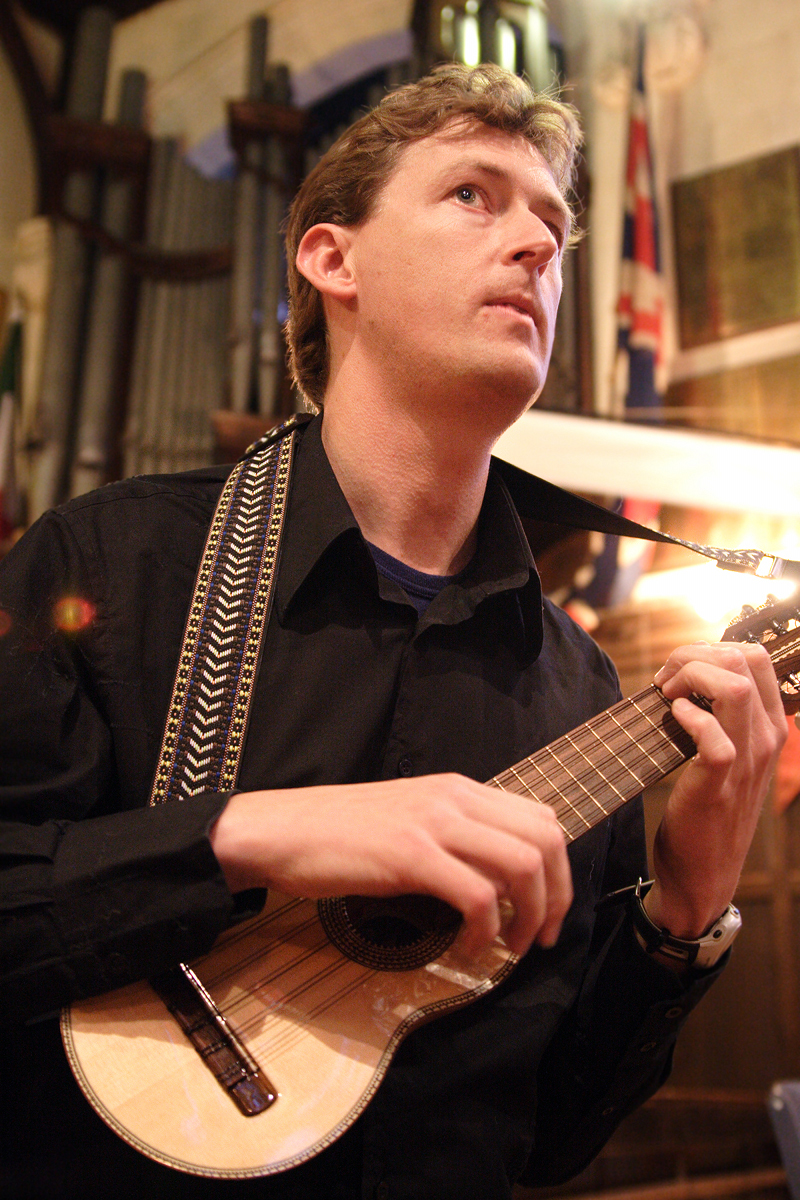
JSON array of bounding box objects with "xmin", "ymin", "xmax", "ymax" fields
[
  {"xmin": 521, "ymin": 793, "xmax": 724, "ymax": 1187},
  {"xmin": 0, "ymin": 511, "xmax": 250, "ymax": 1024}
]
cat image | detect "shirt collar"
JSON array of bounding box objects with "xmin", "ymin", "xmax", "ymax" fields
[
  {"xmin": 273, "ymin": 414, "xmax": 362, "ymax": 619},
  {"xmin": 274, "ymin": 415, "xmax": 543, "ymax": 656}
]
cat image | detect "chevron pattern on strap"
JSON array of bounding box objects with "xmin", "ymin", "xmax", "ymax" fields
[{"xmin": 150, "ymin": 418, "xmax": 301, "ymax": 806}]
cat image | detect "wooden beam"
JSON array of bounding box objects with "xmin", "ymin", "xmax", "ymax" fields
[
  {"xmin": 0, "ymin": 0, "xmax": 51, "ymax": 210},
  {"xmin": 560, "ymin": 1166, "xmax": 788, "ymax": 1200}
]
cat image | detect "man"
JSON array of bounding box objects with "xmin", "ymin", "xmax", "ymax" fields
[{"xmin": 0, "ymin": 64, "xmax": 785, "ymax": 1199}]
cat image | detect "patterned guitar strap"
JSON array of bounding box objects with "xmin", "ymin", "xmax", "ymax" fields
[
  {"xmin": 144, "ymin": 412, "xmax": 310, "ymax": 1117},
  {"xmin": 149, "ymin": 412, "xmax": 310, "ymax": 808},
  {"xmin": 143, "ymin": 413, "xmax": 800, "ymax": 1115}
]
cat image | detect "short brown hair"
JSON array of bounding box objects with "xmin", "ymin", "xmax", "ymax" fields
[{"xmin": 284, "ymin": 63, "xmax": 582, "ymax": 408}]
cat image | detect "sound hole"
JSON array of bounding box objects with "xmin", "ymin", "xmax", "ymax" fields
[{"xmin": 317, "ymin": 894, "xmax": 462, "ymax": 971}]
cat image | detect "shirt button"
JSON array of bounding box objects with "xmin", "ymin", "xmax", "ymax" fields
[
  {"xmin": 665, "ymin": 1007, "xmax": 684, "ymax": 1020},
  {"xmin": 639, "ymin": 1041, "xmax": 658, "ymax": 1053},
  {"xmin": 398, "ymin": 757, "xmax": 413, "ymax": 776}
]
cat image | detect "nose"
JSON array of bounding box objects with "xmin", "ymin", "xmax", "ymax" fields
[{"xmin": 509, "ymin": 209, "xmax": 560, "ymax": 272}]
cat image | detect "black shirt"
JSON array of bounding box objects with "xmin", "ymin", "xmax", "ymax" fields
[{"xmin": 0, "ymin": 416, "xmax": 717, "ymax": 1200}]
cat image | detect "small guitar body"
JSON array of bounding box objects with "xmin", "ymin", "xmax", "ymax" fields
[
  {"xmin": 62, "ymin": 891, "xmax": 516, "ymax": 1178},
  {"xmin": 62, "ymin": 595, "xmax": 800, "ymax": 1178}
]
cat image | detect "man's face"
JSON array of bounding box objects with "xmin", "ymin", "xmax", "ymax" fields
[{"xmin": 344, "ymin": 122, "xmax": 570, "ymax": 430}]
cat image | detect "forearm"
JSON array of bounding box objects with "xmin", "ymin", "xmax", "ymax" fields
[{"xmin": 1, "ymin": 793, "xmax": 253, "ymax": 1022}]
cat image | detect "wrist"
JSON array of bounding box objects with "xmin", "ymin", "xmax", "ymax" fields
[
  {"xmin": 633, "ymin": 879, "xmax": 742, "ymax": 970},
  {"xmin": 643, "ymin": 876, "xmax": 731, "ymax": 941}
]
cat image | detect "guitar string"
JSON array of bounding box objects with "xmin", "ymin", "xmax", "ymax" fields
[
  {"xmin": 207, "ymin": 913, "xmax": 366, "ymax": 1026},
  {"xmin": 494, "ymin": 689, "xmax": 672, "ymax": 798},
  {"xmin": 183, "ymin": 694, "xmax": 699, "ymax": 1077},
  {"xmin": 578, "ymin": 725, "xmax": 642, "ymax": 798},
  {"xmin": 528, "ymin": 691, "xmax": 689, "ymax": 795},
  {"xmin": 492, "ymin": 752, "xmax": 587, "ymax": 827},
  {"xmin": 195, "ymin": 891, "xmax": 501, "ymax": 1067},
  {"xmin": 229, "ymin": 931, "xmax": 338, "ymax": 1010},
  {"xmin": 217, "ymin": 943, "xmax": 354, "ymax": 1041},
  {"xmin": 538, "ymin": 742, "xmax": 613, "ymax": 815},
  {"xmin": 243, "ymin": 690, "xmax": 700, "ymax": 1058},
  {"xmin": 497, "ymin": 714, "xmax": 641, "ymax": 814},
  {"xmin": 249, "ymin": 968, "xmax": 380, "ymax": 1063},
  {"xmin": 193, "ymin": 647, "xmax": 795, "ymax": 1087},
  {"xmin": 504, "ymin": 759, "xmax": 587, "ymax": 834},
  {"xmin": 493, "ymin": 691, "xmax": 694, "ymax": 837},
  {"xmin": 574, "ymin": 701, "xmax": 675, "ymax": 778},
  {"xmin": 201, "ymin": 906, "xmax": 311, "ymax": 972},
  {"xmin": 192, "ymin": 896, "xmax": 306, "ymax": 965},
  {"xmin": 236, "ymin": 956, "xmax": 379, "ymax": 1061},
  {"xmin": 607, "ymin": 710, "xmax": 659, "ymax": 773},
  {"xmin": 202, "ymin": 910, "xmax": 320, "ymax": 990}
]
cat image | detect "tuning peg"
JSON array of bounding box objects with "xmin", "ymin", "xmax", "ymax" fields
[{"xmin": 740, "ymin": 605, "xmax": 757, "ymax": 617}]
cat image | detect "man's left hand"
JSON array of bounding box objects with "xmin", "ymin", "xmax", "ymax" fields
[{"xmin": 644, "ymin": 641, "xmax": 786, "ymax": 943}]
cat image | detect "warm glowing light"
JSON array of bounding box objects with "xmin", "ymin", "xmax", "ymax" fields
[
  {"xmin": 459, "ymin": 13, "xmax": 480, "ymax": 65},
  {"xmin": 496, "ymin": 18, "xmax": 518, "ymax": 71},
  {"xmin": 0, "ymin": 609, "xmax": 10, "ymax": 638},
  {"xmin": 632, "ymin": 563, "xmax": 798, "ymax": 626},
  {"xmin": 53, "ymin": 595, "xmax": 96, "ymax": 634}
]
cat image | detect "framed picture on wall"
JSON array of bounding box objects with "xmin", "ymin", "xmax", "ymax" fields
[{"xmin": 672, "ymin": 146, "xmax": 800, "ymax": 348}]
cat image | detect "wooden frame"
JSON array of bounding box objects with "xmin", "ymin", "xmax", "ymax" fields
[{"xmin": 673, "ymin": 148, "xmax": 800, "ymax": 349}]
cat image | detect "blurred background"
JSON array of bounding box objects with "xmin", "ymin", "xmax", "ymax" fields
[{"xmin": 0, "ymin": 2, "xmax": 799, "ymax": 1196}]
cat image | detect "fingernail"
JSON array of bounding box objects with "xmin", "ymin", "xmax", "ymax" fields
[{"xmin": 653, "ymin": 666, "xmax": 666, "ymax": 685}]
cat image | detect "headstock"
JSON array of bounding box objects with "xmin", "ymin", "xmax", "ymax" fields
[{"xmin": 723, "ymin": 594, "xmax": 800, "ymax": 714}]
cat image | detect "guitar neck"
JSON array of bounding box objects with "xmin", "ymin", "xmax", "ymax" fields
[{"xmin": 489, "ymin": 685, "xmax": 697, "ymax": 842}]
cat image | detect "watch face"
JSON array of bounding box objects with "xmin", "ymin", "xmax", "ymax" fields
[{"xmin": 693, "ymin": 905, "xmax": 743, "ymax": 969}]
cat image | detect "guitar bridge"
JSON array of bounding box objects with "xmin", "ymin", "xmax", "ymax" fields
[{"xmin": 150, "ymin": 963, "xmax": 276, "ymax": 1116}]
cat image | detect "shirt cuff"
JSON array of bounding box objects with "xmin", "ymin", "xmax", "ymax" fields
[{"xmin": 4, "ymin": 793, "xmax": 255, "ymax": 1021}]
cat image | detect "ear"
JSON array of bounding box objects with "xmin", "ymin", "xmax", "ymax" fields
[{"xmin": 295, "ymin": 223, "xmax": 357, "ymax": 303}]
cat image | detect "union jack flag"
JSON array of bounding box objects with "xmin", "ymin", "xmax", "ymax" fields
[
  {"xmin": 614, "ymin": 32, "xmax": 666, "ymax": 415},
  {"xmin": 568, "ymin": 35, "xmax": 664, "ymax": 617}
]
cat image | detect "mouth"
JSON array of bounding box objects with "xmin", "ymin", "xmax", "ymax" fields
[{"xmin": 486, "ymin": 297, "xmax": 537, "ymax": 322}]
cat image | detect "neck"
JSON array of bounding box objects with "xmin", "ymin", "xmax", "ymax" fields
[{"xmin": 320, "ymin": 395, "xmax": 494, "ymax": 576}]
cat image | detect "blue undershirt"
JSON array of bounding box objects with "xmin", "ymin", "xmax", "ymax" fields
[{"xmin": 367, "ymin": 542, "xmax": 464, "ymax": 615}]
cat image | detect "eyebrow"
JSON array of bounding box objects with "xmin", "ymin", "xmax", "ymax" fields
[{"xmin": 439, "ymin": 157, "xmax": 573, "ymax": 230}]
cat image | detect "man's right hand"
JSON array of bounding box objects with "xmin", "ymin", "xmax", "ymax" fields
[{"xmin": 209, "ymin": 776, "xmax": 573, "ymax": 958}]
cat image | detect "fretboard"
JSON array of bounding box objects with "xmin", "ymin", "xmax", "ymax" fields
[{"xmin": 489, "ymin": 685, "xmax": 697, "ymax": 841}]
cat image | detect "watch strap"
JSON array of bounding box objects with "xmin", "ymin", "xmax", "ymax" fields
[{"xmin": 628, "ymin": 878, "xmax": 742, "ymax": 969}]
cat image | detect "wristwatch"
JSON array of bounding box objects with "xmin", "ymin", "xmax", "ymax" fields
[{"xmin": 629, "ymin": 878, "xmax": 742, "ymax": 970}]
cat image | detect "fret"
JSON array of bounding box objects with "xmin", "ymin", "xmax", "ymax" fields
[
  {"xmin": 518, "ymin": 753, "xmax": 590, "ymax": 826},
  {"xmin": 548, "ymin": 740, "xmax": 611, "ymax": 817},
  {"xmin": 505, "ymin": 763, "xmax": 539, "ymax": 799},
  {"xmin": 527, "ymin": 748, "xmax": 594, "ymax": 834},
  {"xmin": 607, "ymin": 709, "xmax": 655, "ymax": 774},
  {"xmin": 493, "ymin": 757, "xmax": 590, "ymax": 840},
  {"xmin": 631, "ymin": 692, "xmax": 696, "ymax": 766},
  {"xmin": 581, "ymin": 719, "xmax": 643, "ymax": 797},
  {"xmin": 561, "ymin": 728, "xmax": 627, "ymax": 807},
  {"xmin": 489, "ymin": 685, "xmax": 698, "ymax": 842}
]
